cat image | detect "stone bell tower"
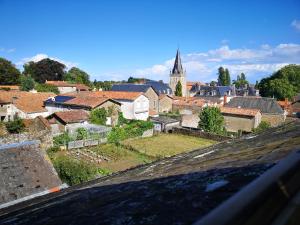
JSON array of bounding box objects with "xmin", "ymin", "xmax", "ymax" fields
[{"xmin": 169, "ymin": 49, "xmax": 186, "ymax": 96}]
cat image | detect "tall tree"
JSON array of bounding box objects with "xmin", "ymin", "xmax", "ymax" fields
[
  {"xmin": 225, "ymin": 68, "xmax": 231, "ymax": 85},
  {"xmin": 198, "ymin": 107, "xmax": 225, "ymax": 134},
  {"xmin": 64, "ymin": 67, "xmax": 90, "ymax": 85},
  {"xmin": 175, "ymin": 81, "xmax": 182, "ymax": 96},
  {"xmin": 23, "ymin": 58, "xmax": 66, "ymax": 83},
  {"xmin": 233, "ymin": 73, "xmax": 249, "ymax": 88},
  {"xmin": 20, "ymin": 75, "xmax": 35, "ymax": 91},
  {"xmin": 218, "ymin": 67, "xmax": 226, "ymax": 86},
  {"xmin": 0, "ymin": 57, "xmax": 21, "ymax": 84},
  {"xmin": 258, "ymin": 64, "xmax": 300, "ymax": 100}
]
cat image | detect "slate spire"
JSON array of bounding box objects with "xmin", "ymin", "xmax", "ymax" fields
[{"xmin": 172, "ymin": 49, "xmax": 184, "ymax": 74}]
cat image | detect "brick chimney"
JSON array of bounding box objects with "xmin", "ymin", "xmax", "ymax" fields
[{"xmin": 223, "ymin": 95, "xmax": 228, "ymax": 105}]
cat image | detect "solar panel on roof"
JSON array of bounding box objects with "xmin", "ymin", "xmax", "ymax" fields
[{"xmin": 45, "ymin": 96, "xmax": 75, "ymax": 103}]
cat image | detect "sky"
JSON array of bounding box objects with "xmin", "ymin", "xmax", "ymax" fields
[{"xmin": 0, "ymin": 0, "xmax": 300, "ymax": 83}]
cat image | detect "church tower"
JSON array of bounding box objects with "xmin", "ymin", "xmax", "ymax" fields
[{"xmin": 169, "ymin": 49, "xmax": 187, "ymax": 97}]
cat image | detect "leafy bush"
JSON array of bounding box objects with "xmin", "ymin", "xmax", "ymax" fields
[
  {"xmin": 52, "ymin": 155, "xmax": 98, "ymax": 185},
  {"xmin": 76, "ymin": 127, "xmax": 88, "ymax": 140},
  {"xmin": 252, "ymin": 121, "xmax": 271, "ymax": 134},
  {"xmin": 20, "ymin": 75, "xmax": 35, "ymax": 91},
  {"xmin": 90, "ymin": 108, "xmax": 107, "ymax": 125},
  {"xmin": 35, "ymin": 83, "xmax": 59, "ymax": 94},
  {"xmin": 5, "ymin": 118, "xmax": 25, "ymax": 133},
  {"xmin": 118, "ymin": 112, "xmax": 129, "ymax": 125},
  {"xmin": 108, "ymin": 120, "xmax": 154, "ymax": 144},
  {"xmin": 108, "ymin": 127, "xmax": 127, "ymax": 145},
  {"xmin": 46, "ymin": 146, "xmax": 61, "ymax": 159},
  {"xmin": 53, "ymin": 132, "xmax": 73, "ymax": 146}
]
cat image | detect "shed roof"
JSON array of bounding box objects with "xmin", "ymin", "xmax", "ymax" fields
[
  {"xmin": 221, "ymin": 107, "xmax": 260, "ymax": 117},
  {"xmin": 226, "ymin": 97, "xmax": 284, "ymax": 114},
  {"xmin": 52, "ymin": 110, "xmax": 89, "ymax": 124}
]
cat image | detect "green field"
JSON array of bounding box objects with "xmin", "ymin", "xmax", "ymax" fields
[{"xmin": 122, "ymin": 134, "xmax": 216, "ymax": 157}]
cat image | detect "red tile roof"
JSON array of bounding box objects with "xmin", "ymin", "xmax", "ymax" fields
[
  {"xmin": 221, "ymin": 107, "xmax": 260, "ymax": 117},
  {"xmin": 0, "ymin": 91, "xmax": 55, "ymax": 113},
  {"xmin": 173, "ymin": 97, "xmax": 206, "ymax": 107},
  {"xmin": 53, "ymin": 110, "xmax": 89, "ymax": 124},
  {"xmin": 66, "ymin": 96, "xmax": 115, "ymax": 108}
]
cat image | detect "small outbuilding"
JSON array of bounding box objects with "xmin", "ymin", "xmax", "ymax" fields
[{"xmin": 150, "ymin": 116, "xmax": 180, "ymax": 132}]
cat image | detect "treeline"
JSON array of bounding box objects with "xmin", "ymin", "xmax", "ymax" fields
[{"xmin": 0, "ymin": 57, "xmax": 121, "ymax": 91}]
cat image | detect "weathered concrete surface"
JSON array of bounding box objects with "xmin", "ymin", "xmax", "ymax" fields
[{"xmin": 0, "ymin": 121, "xmax": 300, "ymax": 225}]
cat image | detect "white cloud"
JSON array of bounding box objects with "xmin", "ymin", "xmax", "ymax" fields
[
  {"xmin": 129, "ymin": 43, "xmax": 300, "ymax": 83},
  {"xmin": 17, "ymin": 53, "xmax": 78, "ymax": 69},
  {"xmin": 291, "ymin": 19, "xmax": 300, "ymax": 31}
]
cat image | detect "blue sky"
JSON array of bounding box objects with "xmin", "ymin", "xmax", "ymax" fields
[{"xmin": 0, "ymin": 0, "xmax": 300, "ymax": 83}]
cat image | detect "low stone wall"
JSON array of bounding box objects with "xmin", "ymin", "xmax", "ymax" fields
[
  {"xmin": 172, "ymin": 127, "xmax": 232, "ymax": 142},
  {"xmin": 262, "ymin": 114, "xmax": 285, "ymax": 127},
  {"xmin": 0, "ymin": 130, "xmax": 53, "ymax": 150}
]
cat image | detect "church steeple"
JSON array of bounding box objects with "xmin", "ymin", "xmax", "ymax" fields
[{"xmin": 172, "ymin": 49, "xmax": 184, "ymax": 74}]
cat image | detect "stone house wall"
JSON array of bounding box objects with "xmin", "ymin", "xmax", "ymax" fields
[
  {"xmin": 262, "ymin": 113, "xmax": 285, "ymax": 127},
  {"xmin": 159, "ymin": 96, "xmax": 173, "ymax": 113},
  {"xmin": 144, "ymin": 88, "xmax": 159, "ymax": 112}
]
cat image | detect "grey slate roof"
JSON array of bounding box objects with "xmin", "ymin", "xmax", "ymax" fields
[
  {"xmin": 0, "ymin": 122, "xmax": 299, "ymax": 224},
  {"xmin": 150, "ymin": 116, "xmax": 179, "ymax": 124},
  {"xmin": 145, "ymin": 80, "xmax": 173, "ymax": 95},
  {"xmin": 172, "ymin": 49, "xmax": 184, "ymax": 74},
  {"xmin": 111, "ymin": 84, "xmax": 151, "ymax": 93},
  {"xmin": 195, "ymin": 86, "xmax": 235, "ymax": 97},
  {"xmin": 226, "ymin": 97, "xmax": 284, "ymax": 114},
  {"xmin": 0, "ymin": 141, "xmax": 62, "ymax": 206}
]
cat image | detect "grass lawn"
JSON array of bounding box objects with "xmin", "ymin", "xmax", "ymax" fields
[
  {"xmin": 122, "ymin": 134, "xmax": 216, "ymax": 157},
  {"xmin": 89, "ymin": 144, "xmax": 153, "ymax": 173}
]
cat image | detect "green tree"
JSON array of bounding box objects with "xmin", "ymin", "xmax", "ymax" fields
[
  {"xmin": 20, "ymin": 75, "xmax": 35, "ymax": 91},
  {"xmin": 198, "ymin": 107, "xmax": 225, "ymax": 134},
  {"xmin": 0, "ymin": 57, "xmax": 21, "ymax": 84},
  {"xmin": 233, "ymin": 73, "xmax": 249, "ymax": 88},
  {"xmin": 90, "ymin": 108, "xmax": 107, "ymax": 125},
  {"xmin": 64, "ymin": 67, "xmax": 90, "ymax": 85},
  {"xmin": 258, "ymin": 64, "xmax": 300, "ymax": 100},
  {"xmin": 225, "ymin": 68, "xmax": 231, "ymax": 85},
  {"xmin": 175, "ymin": 81, "xmax": 182, "ymax": 96},
  {"xmin": 23, "ymin": 58, "xmax": 66, "ymax": 83},
  {"xmin": 218, "ymin": 67, "xmax": 226, "ymax": 85},
  {"xmin": 35, "ymin": 83, "xmax": 59, "ymax": 94}
]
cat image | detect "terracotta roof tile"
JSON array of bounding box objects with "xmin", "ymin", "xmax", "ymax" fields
[
  {"xmin": 221, "ymin": 107, "xmax": 260, "ymax": 117},
  {"xmin": 53, "ymin": 110, "xmax": 89, "ymax": 124},
  {"xmin": 0, "ymin": 91, "xmax": 55, "ymax": 113},
  {"xmin": 65, "ymin": 96, "xmax": 113, "ymax": 108},
  {"xmin": 173, "ymin": 97, "xmax": 206, "ymax": 107}
]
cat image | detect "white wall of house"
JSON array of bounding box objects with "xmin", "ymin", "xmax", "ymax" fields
[
  {"xmin": 118, "ymin": 95, "xmax": 149, "ymax": 121},
  {"xmin": 58, "ymin": 86, "xmax": 76, "ymax": 94},
  {"xmin": 45, "ymin": 104, "xmax": 73, "ymax": 114}
]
